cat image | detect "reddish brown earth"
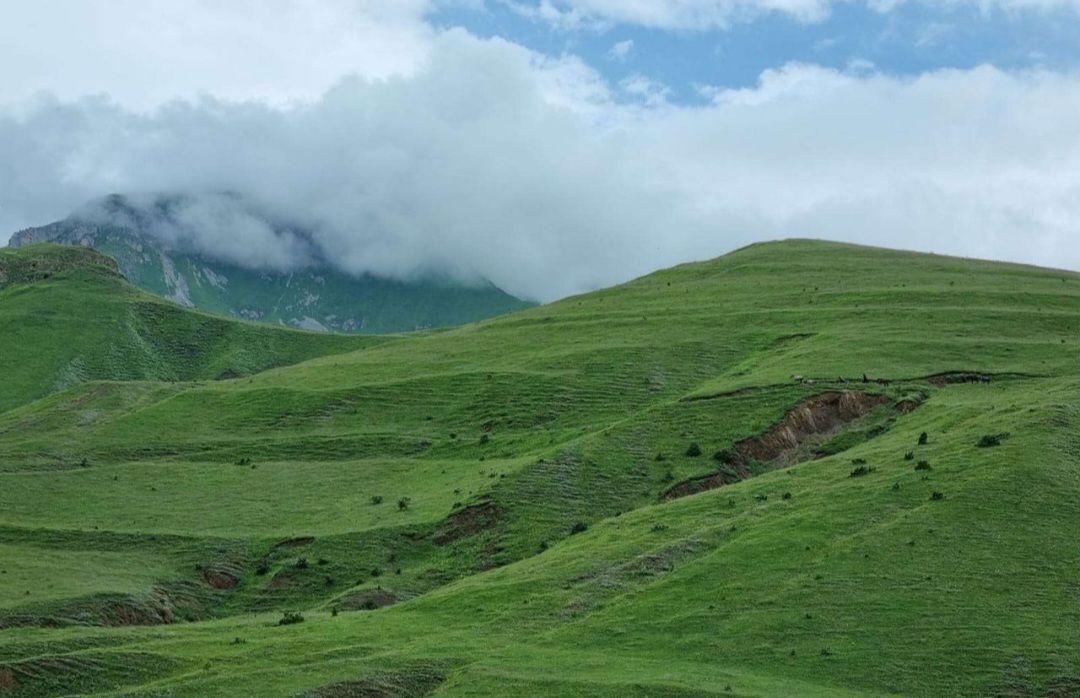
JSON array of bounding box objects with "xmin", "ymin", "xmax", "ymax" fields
[
  {"xmin": 340, "ymin": 589, "xmax": 398, "ymax": 611},
  {"xmin": 664, "ymin": 391, "xmax": 892, "ymax": 501},
  {"xmin": 433, "ymin": 501, "xmax": 503, "ymax": 545},
  {"xmin": 202, "ymin": 569, "xmax": 239, "ymax": 589}
]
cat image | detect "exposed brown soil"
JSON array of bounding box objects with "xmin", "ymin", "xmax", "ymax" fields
[
  {"xmin": 274, "ymin": 536, "xmax": 315, "ymax": 549},
  {"xmin": 339, "ymin": 589, "xmax": 399, "ymax": 611},
  {"xmin": 0, "ymin": 667, "xmax": 14, "ymax": 694},
  {"xmin": 433, "ymin": 501, "xmax": 503, "ymax": 545},
  {"xmin": 269, "ymin": 573, "xmax": 296, "ymax": 589},
  {"xmin": 302, "ymin": 668, "xmax": 444, "ymax": 697},
  {"xmin": 203, "ymin": 568, "xmax": 239, "ymax": 589},
  {"xmin": 895, "ymin": 399, "xmax": 920, "ymax": 413},
  {"xmin": 927, "ymin": 372, "xmax": 992, "ymax": 386},
  {"xmin": 664, "ymin": 391, "xmax": 892, "ymax": 501}
]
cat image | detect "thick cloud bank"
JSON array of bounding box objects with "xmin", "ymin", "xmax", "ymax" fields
[{"xmin": 2, "ymin": 31, "xmax": 1078, "ymax": 301}]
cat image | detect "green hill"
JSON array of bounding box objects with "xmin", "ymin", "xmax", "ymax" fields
[
  {"xmin": 0, "ymin": 244, "xmax": 372, "ymax": 413},
  {"xmin": 8, "ymin": 194, "xmax": 533, "ymax": 334},
  {"xmin": 0, "ymin": 240, "xmax": 1077, "ymax": 697}
]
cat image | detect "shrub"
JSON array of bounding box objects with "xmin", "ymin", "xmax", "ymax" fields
[
  {"xmin": 782, "ymin": 492, "xmax": 792, "ymax": 500},
  {"xmin": 930, "ymin": 491, "xmax": 945, "ymax": 501},
  {"xmin": 661, "ymin": 470, "xmax": 675, "ymax": 483},
  {"xmin": 849, "ymin": 465, "xmax": 872, "ymax": 478},
  {"xmin": 397, "ymin": 497, "xmax": 411, "ymax": 511},
  {"xmin": 754, "ymin": 493, "xmax": 768, "ymax": 502},
  {"xmin": 278, "ymin": 611, "xmax": 305, "ymax": 626},
  {"xmin": 331, "ymin": 605, "xmax": 339, "ymax": 617},
  {"xmin": 851, "ymin": 457, "xmax": 867, "ymax": 466},
  {"xmin": 904, "ymin": 451, "xmax": 914, "ymax": 461},
  {"xmin": 479, "ymin": 434, "xmax": 490, "ymax": 445},
  {"xmin": 570, "ymin": 521, "xmax": 588, "ymax": 535},
  {"xmin": 685, "ymin": 442, "xmax": 702, "ymax": 457},
  {"xmin": 234, "ymin": 457, "xmax": 251, "ymax": 466},
  {"xmin": 255, "ymin": 560, "xmax": 270, "ymax": 576},
  {"xmin": 317, "ymin": 558, "xmax": 329, "ymax": 566},
  {"xmin": 914, "ymin": 460, "xmax": 932, "ymax": 471},
  {"xmin": 713, "ymin": 449, "xmax": 737, "ymax": 464},
  {"xmin": 976, "ymin": 432, "xmax": 1010, "ymax": 448},
  {"xmin": 295, "ymin": 557, "xmax": 309, "ymax": 570},
  {"xmin": 370, "ymin": 495, "xmax": 384, "ymax": 505},
  {"xmin": 371, "ymin": 567, "xmax": 382, "ymax": 577},
  {"xmin": 918, "ymin": 432, "xmax": 928, "ymax": 446}
]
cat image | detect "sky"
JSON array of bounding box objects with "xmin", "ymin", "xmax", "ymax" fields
[{"xmin": 1, "ymin": 1, "xmax": 1078, "ymax": 301}]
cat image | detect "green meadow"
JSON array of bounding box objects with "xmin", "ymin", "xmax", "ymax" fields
[{"xmin": 0, "ymin": 240, "xmax": 1077, "ymax": 696}]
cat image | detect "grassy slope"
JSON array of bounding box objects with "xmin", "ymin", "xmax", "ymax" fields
[
  {"xmin": 0, "ymin": 240, "xmax": 1077, "ymax": 697},
  {"xmin": 0, "ymin": 244, "xmax": 374, "ymax": 413}
]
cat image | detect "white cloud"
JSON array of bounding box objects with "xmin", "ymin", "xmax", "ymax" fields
[
  {"xmin": 0, "ymin": 0, "xmax": 435, "ymax": 110},
  {"xmin": 511, "ymin": 0, "xmax": 1080, "ymax": 30},
  {"xmin": 1, "ymin": 32, "xmax": 1078, "ymax": 301},
  {"xmin": 608, "ymin": 39, "xmax": 635, "ymax": 61}
]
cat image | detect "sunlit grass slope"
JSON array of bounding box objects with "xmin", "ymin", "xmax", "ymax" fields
[
  {"xmin": 0, "ymin": 244, "xmax": 373, "ymax": 412},
  {"xmin": 0, "ymin": 239, "xmax": 1077, "ymax": 697}
]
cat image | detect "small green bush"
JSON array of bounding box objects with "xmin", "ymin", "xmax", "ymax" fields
[
  {"xmin": 278, "ymin": 611, "xmax": 305, "ymax": 626},
  {"xmin": 295, "ymin": 557, "xmax": 309, "ymax": 570},
  {"xmin": 904, "ymin": 451, "xmax": 914, "ymax": 461},
  {"xmin": 370, "ymin": 495, "xmax": 384, "ymax": 505},
  {"xmin": 918, "ymin": 432, "xmax": 928, "ymax": 445},
  {"xmin": 914, "ymin": 460, "xmax": 932, "ymax": 471},
  {"xmin": 851, "ymin": 457, "xmax": 867, "ymax": 466},
  {"xmin": 685, "ymin": 442, "xmax": 702, "ymax": 457},
  {"xmin": 570, "ymin": 521, "xmax": 589, "ymax": 535},
  {"xmin": 976, "ymin": 432, "xmax": 1010, "ymax": 448},
  {"xmin": 849, "ymin": 465, "xmax": 872, "ymax": 478},
  {"xmin": 930, "ymin": 491, "xmax": 945, "ymax": 501},
  {"xmin": 713, "ymin": 449, "xmax": 737, "ymax": 464},
  {"xmin": 397, "ymin": 497, "xmax": 411, "ymax": 511}
]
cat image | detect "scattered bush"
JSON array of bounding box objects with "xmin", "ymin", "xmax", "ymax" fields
[
  {"xmin": 317, "ymin": 558, "xmax": 329, "ymax": 566},
  {"xmin": 230, "ymin": 637, "xmax": 246, "ymax": 645},
  {"xmin": 651, "ymin": 523, "xmax": 669, "ymax": 532},
  {"xmin": 397, "ymin": 497, "xmax": 411, "ymax": 511},
  {"xmin": 851, "ymin": 457, "xmax": 867, "ymax": 466},
  {"xmin": 234, "ymin": 457, "xmax": 251, "ymax": 466},
  {"xmin": 713, "ymin": 449, "xmax": 737, "ymax": 464},
  {"xmin": 295, "ymin": 557, "xmax": 309, "ymax": 570},
  {"xmin": 255, "ymin": 560, "xmax": 270, "ymax": 576},
  {"xmin": 685, "ymin": 442, "xmax": 702, "ymax": 457},
  {"xmin": 849, "ymin": 465, "xmax": 873, "ymax": 478},
  {"xmin": 930, "ymin": 491, "xmax": 945, "ymax": 501},
  {"xmin": 331, "ymin": 605, "xmax": 339, "ymax": 617},
  {"xmin": 479, "ymin": 434, "xmax": 490, "ymax": 445},
  {"xmin": 918, "ymin": 432, "xmax": 928, "ymax": 446},
  {"xmin": 782, "ymin": 492, "xmax": 792, "ymax": 500},
  {"xmin": 278, "ymin": 611, "xmax": 305, "ymax": 626},
  {"xmin": 449, "ymin": 432, "xmax": 457, "ymax": 439},
  {"xmin": 371, "ymin": 567, "xmax": 382, "ymax": 577},
  {"xmin": 661, "ymin": 470, "xmax": 675, "ymax": 483},
  {"xmin": 370, "ymin": 495, "xmax": 384, "ymax": 505},
  {"xmin": 754, "ymin": 493, "xmax": 768, "ymax": 502},
  {"xmin": 570, "ymin": 521, "xmax": 589, "ymax": 535},
  {"xmin": 904, "ymin": 451, "xmax": 914, "ymax": 461},
  {"xmin": 914, "ymin": 460, "xmax": 932, "ymax": 471},
  {"xmin": 976, "ymin": 432, "xmax": 1010, "ymax": 448}
]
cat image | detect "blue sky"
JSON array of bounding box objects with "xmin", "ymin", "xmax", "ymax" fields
[{"xmin": 435, "ymin": 1, "xmax": 1080, "ymax": 102}]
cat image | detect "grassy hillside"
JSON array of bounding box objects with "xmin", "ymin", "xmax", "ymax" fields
[
  {"xmin": 0, "ymin": 240, "xmax": 1077, "ymax": 697},
  {"xmin": 0, "ymin": 244, "xmax": 374, "ymax": 413}
]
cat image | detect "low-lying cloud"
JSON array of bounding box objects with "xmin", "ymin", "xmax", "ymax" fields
[{"xmin": 2, "ymin": 30, "xmax": 1078, "ymax": 301}]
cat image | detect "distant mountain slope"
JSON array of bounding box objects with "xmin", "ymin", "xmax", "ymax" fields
[
  {"xmin": 0, "ymin": 244, "xmax": 373, "ymax": 412},
  {"xmin": 9, "ymin": 194, "xmax": 533, "ymax": 333}
]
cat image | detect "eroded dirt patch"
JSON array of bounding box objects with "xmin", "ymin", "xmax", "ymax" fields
[
  {"xmin": 274, "ymin": 536, "xmax": 316, "ymax": 549},
  {"xmin": 299, "ymin": 666, "xmax": 445, "ymax": 697},
  {"xmin": 664, "ymin": 391, "xmax": 892, "ymax": 501},
  {"xmin": 927, "ymin": 372, "xmax": 992, "ymax": 386},
  {"xmin": 202, "ymin": 568, "xmax": 239, "ymax": 590},
  {"xmin": 433, "ymin": 501, "xmax": 503, "ymax": 545}
]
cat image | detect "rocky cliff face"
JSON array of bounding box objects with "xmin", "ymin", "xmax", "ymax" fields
[{"xmin": 8, "ymin": 195, "xmax": 533, "ymax": 333}]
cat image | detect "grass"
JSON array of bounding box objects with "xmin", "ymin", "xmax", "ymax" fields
[{"xmin": 0, "ymin": 239, "xmax": 1077, "ymax": 696}]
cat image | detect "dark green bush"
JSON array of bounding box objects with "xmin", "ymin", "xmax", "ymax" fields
[
  {"xmin": 976, "ymin": 432, "xmax": 1010, "ymax": 448},
  {"xmin": 397, "ymin": 497, "xmax": 411, "ymax": 511},
  {"xmin": 685, "ymin": 442, "xmax": 702, "ymax": 457},
  {"xmin": 278, "ymin": 611, "xmax": 305, "ymax": 626},
  {"xmin": 930, "ymin": 491, "xmax": 945, "ymax": 501},
  {"xmin": 295, "ymin": 557, "xmax": 309, "ymax": 570},
  {"xmin": 914, "ymin": 460, "xmax": 932, "ymax": 471},
  {"xmin": 918, "ymin": 432, "xmax": 928, "ymax": 445},
  {"xmin": 370, "ymin": 495, "xmax": 384, "ymax": 505},
  {"xmin": 713, "ymin": 449, "xmax": 737, "ymax": 464},
  {"xmin": 904, "ymin": 451, "xmax": 914, "ymax": 461},
  {"xmin": 851, "ymin": 457, "xmax": 867, "ymax": 465},
  {"xmin": 849, "ymin": 465, "xmax": 872, "ymax": 478},
  {"xmin": 570, "ymin": 521, "xmax": 588, "ymax": 535}
]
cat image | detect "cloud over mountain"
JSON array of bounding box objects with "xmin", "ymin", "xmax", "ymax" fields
[{"xmin": 2, "ymin": 30, "xmax": 1078, "ymax": 301}]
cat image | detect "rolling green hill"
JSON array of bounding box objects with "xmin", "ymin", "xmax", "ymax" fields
[
  {"xmin": 0, "ymin": 244, "xmax": 373, "ymax": 413},
  {"xmin": 8, "ymin": 194, "xmax": 533, "ymax": 334},
  {"xmin": 0, "ymin": 240, "xmax": 1077, "ymax": 697}
]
